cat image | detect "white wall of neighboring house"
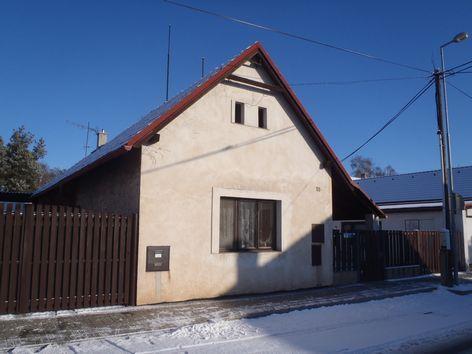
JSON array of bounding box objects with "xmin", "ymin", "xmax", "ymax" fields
[
  {"xmin": 381, "ymin": 208, "xmax": 471, "ymax": 270},
  {"xmin": 462, "ymin": 209, "xmax": 472, "ymax": 268},
  {"xmin": 380, "ymin": 210, "xmax": 444, "ymax": 231}
]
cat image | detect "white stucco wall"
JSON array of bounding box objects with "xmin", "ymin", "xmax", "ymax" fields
[
  {"xmin": 381, "ymin": 210, "xmax": 444, "ymax": 231},
  {"xmin": 136, "ymin": 61, "xmax": 334, "ymax": 304},
  {"xmin": 462, "ymin": 209, "xmax": 472, "ymax": 268}
]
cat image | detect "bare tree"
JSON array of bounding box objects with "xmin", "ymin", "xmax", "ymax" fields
[{"xmin": 350, "ymin": 155, "xmax": 397, "ymax": 178}]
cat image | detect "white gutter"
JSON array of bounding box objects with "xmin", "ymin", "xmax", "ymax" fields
[{"xmin": 379, "ymin": 202, "xmax": 443, "ymax": 210}]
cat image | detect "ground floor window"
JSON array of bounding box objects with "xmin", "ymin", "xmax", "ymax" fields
[
  {"xmin": 220, "ymin": 197, "xmax": 276, "ymax": 252},
  {"xmin": 405, "ymin": 219, "xmax": 420, "ymax": 231}
]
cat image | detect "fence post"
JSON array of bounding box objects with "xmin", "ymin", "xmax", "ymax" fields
[
  {"xmin": 17, "ymin": 204, "xmax": 34, "ymax": 313},
  {"xmin": 129, "ymin": 214, "xmax": 139, "ymax": 306},
  {"xmin": 355, "ymin": 232, "xmax": 361, "ymax": 282}
]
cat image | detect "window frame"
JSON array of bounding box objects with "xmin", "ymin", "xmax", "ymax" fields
[
  {"xmin": 219, "ymin": 197, "xmax": 277, "ymax": 252},
  {"xmin": 258, "ymin": 106, "xmax": 267, "ymax": 129},
  {"xmin": 234, "ymin": 101, "xmax": 245, "ymax": 125},
  {"xmin": 405, "ymin": 219, "xmax": 420, "ymax": 231}
]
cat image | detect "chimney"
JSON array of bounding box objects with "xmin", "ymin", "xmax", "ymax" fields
[{"xmin": 96, "ymin": 129, "xmax": 108, "ymax": 148}]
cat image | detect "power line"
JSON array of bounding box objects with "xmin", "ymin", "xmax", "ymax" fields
[
  {"xmin": 445, "ymin": 59, "xmax": 472, "ymax": 73},
  {"xmin": 445, "ymin": 65, "xmax": 472, "ymax": 79},
  {"xmin": 291, "ymin": 76, "xmax": 428, "ymax": 86},
  {"xmin": 453, "ymin": 65, "xmax": 472, "ymax": 75},
  {"xmin": 448, "ymin": 81, "xmax": 472, "ymax": 101},
  {"xmin": 163, "ymin": 0, "xmax": 429, "ymax": 73},
  {"xmin": 341, "ymin": 78, "xmax": 434, "ymax": 162}
]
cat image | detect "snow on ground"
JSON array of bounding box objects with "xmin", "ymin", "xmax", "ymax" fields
[{"xmin": 11, "ymin": 284, "xmax": 472, "ymax": 353}]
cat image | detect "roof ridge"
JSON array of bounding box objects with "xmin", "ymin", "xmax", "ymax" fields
[{"xmin": 357, "ymin": 164, "xmax": 472, "ymax": 181}]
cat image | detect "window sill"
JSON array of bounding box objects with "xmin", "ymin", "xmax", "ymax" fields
[
  {"xmin": 230, "ymin": 121, "xmax": 269, "ymax": 130},
  {"xmin": 217, "ymin": 249, "xmax": 281, "ymax": 254}
]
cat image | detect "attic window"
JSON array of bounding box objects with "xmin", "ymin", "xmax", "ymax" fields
[
  {"xmin": 258, "ymin": 107, "xmax": 267, "ymax": 129},
  {"xmin": 235, "ymin": 102, "xmax": 244, "ymax": 124}
]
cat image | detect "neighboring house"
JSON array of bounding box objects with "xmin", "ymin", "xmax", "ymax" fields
[
  {"xmin": 32, "ymin": 42, "xmax": 383, "ymax": 305},
  {"xmin": 0, "ymin": 191, "xmax": 32, "ymax": 209},
  {"xmin": 356, "ymin": 166, "xmax": 472, "ymax": 268}
]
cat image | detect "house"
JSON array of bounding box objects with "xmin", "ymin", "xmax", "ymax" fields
[
  {"xmin": 32, "ymin": 42, "xmax": 383, "ymax": 305},
  {"xmin": 0, "ymin": 191, "xmax": 32, "ymax": 209},
  {"xmin": 356, "ymin": 166, "xmax": 472, "ymax": 268}
]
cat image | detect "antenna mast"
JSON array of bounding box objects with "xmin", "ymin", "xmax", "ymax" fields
[
  {"xmin": 66, "ymin": 120, "xmax": 100, "ymax": 157},
  {"xmin": 166, "ymin": 24, "xmax": 171, "ymax": 101}
]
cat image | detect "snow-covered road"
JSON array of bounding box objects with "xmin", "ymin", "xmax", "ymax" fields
[{"xmin": 12, "ymin": 285, "xmax": 472, "ymax": 353}]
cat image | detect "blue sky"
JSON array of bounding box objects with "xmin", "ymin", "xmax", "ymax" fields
[{"xmin": 1, "ymin": 0, "xmax": 471, "ymax": 174}]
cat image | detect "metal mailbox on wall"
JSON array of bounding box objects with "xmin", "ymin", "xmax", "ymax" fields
[{"xmin": 146, "ymin": 246, "xmax": 170, "ymax": 271}]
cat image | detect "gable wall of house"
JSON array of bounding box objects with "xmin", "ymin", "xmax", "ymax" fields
[
  {"xmin": 36, "ymin": 148, "xmax": 141, "ymax": 215},
  {"xmin": 137, "ymin": 61, "xmax": 334, "ymax": 304},
  {"xmin": 75, "ymin": 148, "xmax": 141, "ymax": 214}
]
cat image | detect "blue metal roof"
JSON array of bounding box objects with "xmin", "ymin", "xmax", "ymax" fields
[{"xmin": 356, "ymin": 166, "xmax": 472, "ymax": 204}]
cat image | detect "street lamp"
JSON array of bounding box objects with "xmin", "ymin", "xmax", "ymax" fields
[{"xmin": 439, "ymin": 32, "xmax": 468, "ymax": 285}]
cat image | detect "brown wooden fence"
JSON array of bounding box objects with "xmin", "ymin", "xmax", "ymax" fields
[
  {"xmin": 383, "ymin": 230, "xmax": 465, "ymax": 273},
  {"xmin": 333, "ymin": 230, "xmax": 466, "ymax": 280},
  {"xmin": 0, "ymin": 203, "xmax": 138, "ymax": 314}
]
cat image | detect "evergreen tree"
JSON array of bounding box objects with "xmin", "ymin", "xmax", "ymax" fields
[{"xmin": 0, "ymin": 126, "xmax": 46, "ymax": 192}]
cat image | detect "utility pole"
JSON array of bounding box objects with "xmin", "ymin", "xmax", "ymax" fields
[
  {"xmin": 434, "ymin": 70, "xmax": 453, "ymax": 286},
  {"xmin": 437, "ymin": 31, "xmax": 468, "ymax": 284}
]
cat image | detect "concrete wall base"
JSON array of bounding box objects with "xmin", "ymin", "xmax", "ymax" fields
[{"xmin": 333, "ymin": 271, "xmax": 358, "ymax": 285}]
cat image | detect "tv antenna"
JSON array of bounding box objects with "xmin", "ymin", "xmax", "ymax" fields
[{"xmin": 66, "ymin": 120, "xmax": 101, "ymax": 157}]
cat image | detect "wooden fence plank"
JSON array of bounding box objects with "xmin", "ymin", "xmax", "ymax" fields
[
  {"xmin": 111, "ymin": 215, "xmax": 120, "ymax": 305},
  {"xmin": 97, "ymin": 213, "xmax": 107, "ymax": 306},
  {"xmin": 83, "ymin": 211, "xmax": 94, "ymax": 307},
  {"xmin": 38, "ymin": 205, "xmax": 51, "ymax": 312},
  {"xmin": 61, "ymin": 207, "xmax": 72, "ymax": 309},
  {"xmin": 68, "ymin": 207, "xmax": 80, "ymax": 309},
  {"xmin": 76, "ymin": 209, "xmax": 87, "ymax": 309},
  {"xmin": 30, "ymin": 205, "xmax": 43, "ymax": 312},
  {"xmin": 129, "ymin": 214, "xmax": 139, "ymax": 306},
  {"xmin": 8, "ymin": 205, "xmax": 23, "ymax": 313},
  {"xmin": 123, "ymin": 216, "xmax": 131, "ymax": 305},
  {"xmin": 0, "ymin": 204, "xmax": 13, "ymax": 313},
  {"xmin": 90, "ymin": 213, "xmax": 101, "ymax": 307},
  {"xmin": 104, "ymin": 214, "xmax": 114, "ymax": 306},
  {"xmin": 53, "ymin": 206, "xmax": 65, "ymax": 310},
  {"xmin": 117, "ymin": 216, "xmax": 126, "ymax": 305},
  {"xmin": 46, "ymin": 206, "xmax": 58, "ymax": 311},
  {"xmin": 18, "ymin": 204, "xmax": 34, "ymax": 313},
  {"xmin": 0, "ymin": 204, "xmax": 5, "ymax": 293}
]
